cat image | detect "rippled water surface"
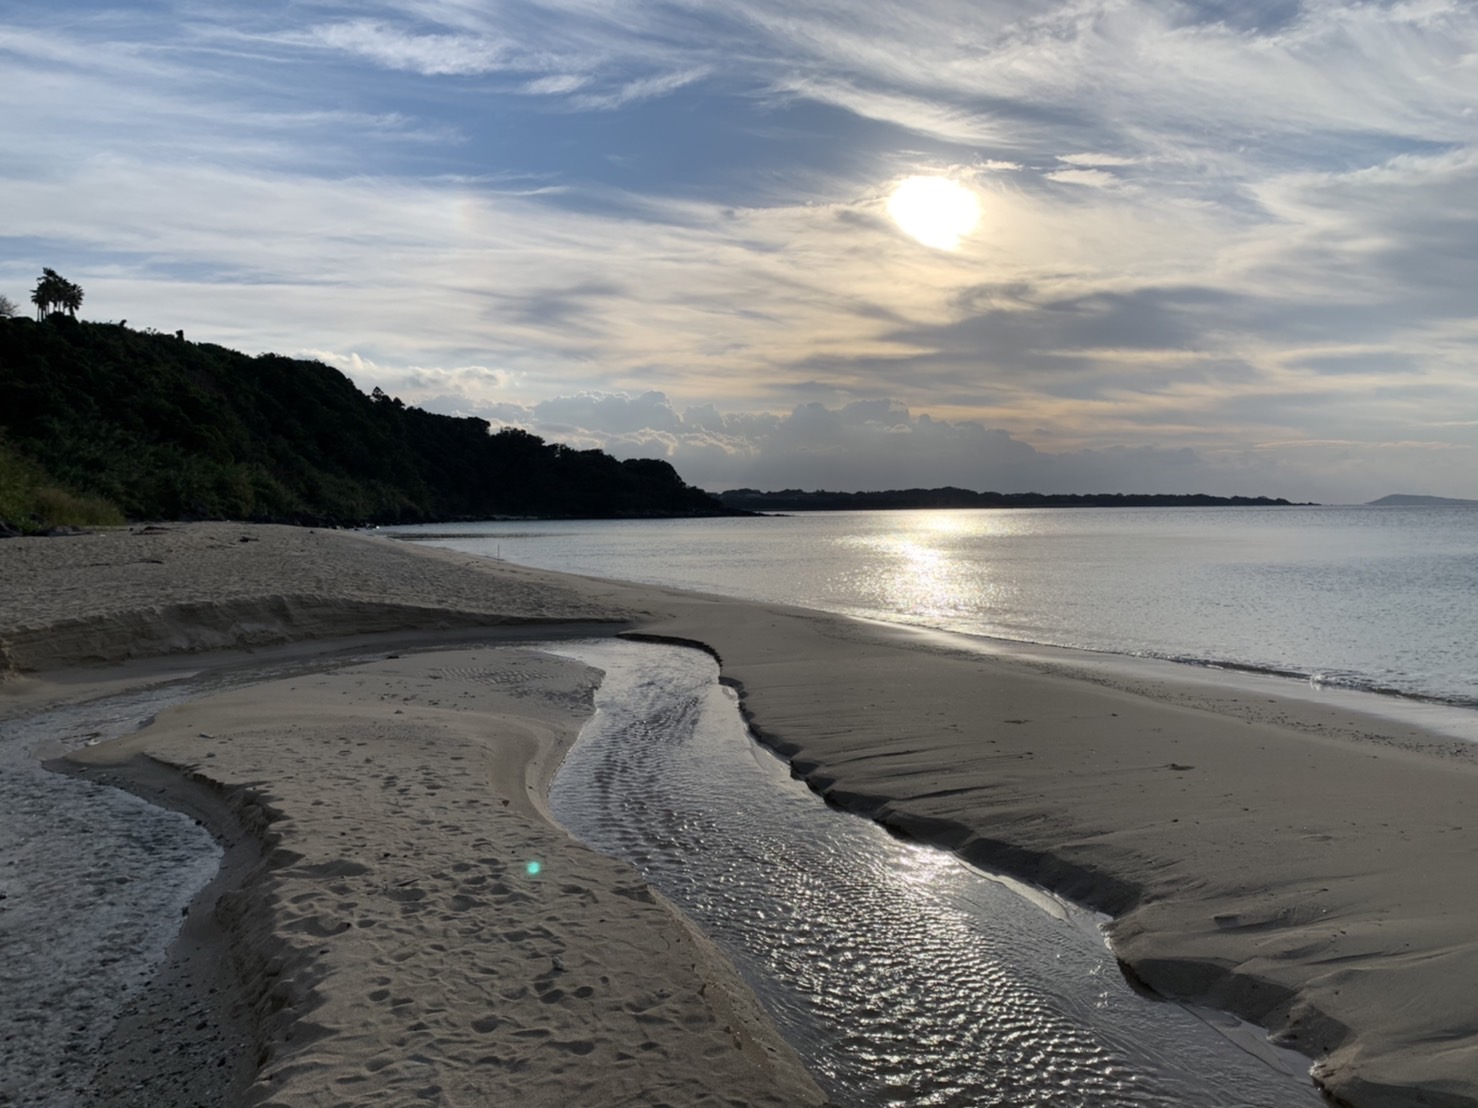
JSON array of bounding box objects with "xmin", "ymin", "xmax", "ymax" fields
[
  {"xmin": 550, "ymin": 640, "xmax": 1324, "ymax": 1108},
  {"xmin": 397, "ymin": 504, "xmax": 1478, "ymax": 710}
]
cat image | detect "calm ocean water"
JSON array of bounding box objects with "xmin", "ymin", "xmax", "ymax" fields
[{"xmin": 393, "ymin": 505, "xmax": 1478, "ymax": 712}]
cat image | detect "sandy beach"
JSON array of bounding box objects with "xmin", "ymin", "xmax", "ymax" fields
[{"xmin": 3, "ymin": 522, "xmax": 1477, "ymax": 1107}]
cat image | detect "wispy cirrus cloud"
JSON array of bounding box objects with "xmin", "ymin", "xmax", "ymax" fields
[
  {"xmin": 300, "ymin": 20, "xmax": 511, "ymax": 75},
  {"xmin": 566, "ymin": 66, "xmax": 711, "ymax": 110}
]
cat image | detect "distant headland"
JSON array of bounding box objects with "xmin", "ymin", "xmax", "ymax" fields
[
  {"xmin": 1366, "ymin": 494, "xmax": 1478, "ymax": 507},
  {"xmin": 718, "ymin": 488, "xmax": 1303, "ymax": 512}
]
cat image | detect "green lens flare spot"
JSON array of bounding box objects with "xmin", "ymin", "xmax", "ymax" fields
[{"xmin": 525, "ymin": 861, "xmax": 542, "ymax": 876}]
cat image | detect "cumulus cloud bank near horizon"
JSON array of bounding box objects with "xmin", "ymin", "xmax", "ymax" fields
[
  {"xmin": 2, "ymin": 0, "xmax": 1476, "ymax": 502},
  {"xmin": 360, "ymin": 381, "xmax": 1425, "ymax": 505}
]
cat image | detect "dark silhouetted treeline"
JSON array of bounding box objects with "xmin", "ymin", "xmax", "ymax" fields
[
  {"xmin": 0, "ymin": 317, "xmax": 727, "ymax": 529},
  {"xmin": 718, "ymin": 487, "xmax": 1300, "ymax": 512}
]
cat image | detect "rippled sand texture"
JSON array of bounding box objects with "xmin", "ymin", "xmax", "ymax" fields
[{"xmin": 66, "ymin": 647, "xmax": 825, "ymax": 1107}]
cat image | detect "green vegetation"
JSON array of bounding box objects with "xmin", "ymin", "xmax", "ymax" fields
[
  {"xmin": 0, "ymin": 439, "xmax": 126, "ymax": 531},
  {"xmin": 0, "ymin": 315, "xmax": 726, "ymax": 530}
]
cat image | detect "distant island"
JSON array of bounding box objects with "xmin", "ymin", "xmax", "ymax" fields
[
  {"xmin": 0, "ymin": 314, "xmax": 728, "ymax": 532},
  {"xmin": 718, "ymin": 488, "xmax": 1301, "ymax": 512},
  {"xmin": 1366, "ymin": 494, "xmax": 1478, "ymax": 507}
]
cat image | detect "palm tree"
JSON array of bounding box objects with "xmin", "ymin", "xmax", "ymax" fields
[
  {"xmin": 31, "ymin": 269, "xmax": 64, "ymax": 318},
  {"xmin": 58, "ymin": 277, "xmax": 83, "ymax": 317},
  {"xmin": 30, "ymin": 268, "xmax": 82, "ymax": 319}
]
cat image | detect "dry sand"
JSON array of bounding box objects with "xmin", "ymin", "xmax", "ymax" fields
[{"xmin": 4, "ymin": 522, "xmax": 1478, "ymax": 1107}]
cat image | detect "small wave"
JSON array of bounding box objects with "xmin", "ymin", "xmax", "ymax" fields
[
  {"xmin": 848, "ymin": 608, "xmax": 1478, "ymax": 716},
  {"xmin": 1146, "ymin": 655, "xmax": 1478, "ymax": 712}
]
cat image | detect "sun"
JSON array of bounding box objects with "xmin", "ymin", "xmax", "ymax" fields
[{"xmin": 887, "ymin": 176, "xmax": 981, "ymax": 251}]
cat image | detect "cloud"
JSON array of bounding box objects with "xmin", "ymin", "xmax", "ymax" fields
[
  {"xmin": 286, "ymin": 17, "xmax": 708, "ymax": 108},
  {"xmin": 393, "ymin": 387, "xmax": 1469, "ymax": 503},
  {"xmin": 522, "ymin": 74, "xmax": 588, "ymax": 95},
  {"xmin": 1044, "ymin": 167, "xmax": 1125, "ymax": 189},
  {"xmin": 769, "ymin": 77, "xmax": 1007, "ymax": 147},
  {"xmin": 792, "ymin": 400, "xmax": 1456, "ymax": 501},
  {"xmin": 303, "ymin": 20, "xmax": 509, "ymax": 75},
  {"xmin": 533, "ymin": 390, "xmax": 684, "ymax": 433},
  {"xmin": 3, "ymin": 1, "xmax": 1478, "ymax": 504},
  {"xmin": 1057, "ymin": 153, "xmax": 1141, "ymax": 167},
  {"xmin": 569, "ymin": 67, "xmax": 712, "ymax": 110}
]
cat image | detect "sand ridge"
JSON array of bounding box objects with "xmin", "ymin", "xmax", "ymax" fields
[{"xmin": 0, "ymin": 523, "xmax": 641, "ymax": 680}]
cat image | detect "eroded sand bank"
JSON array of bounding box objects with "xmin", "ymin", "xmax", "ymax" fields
[{"xmin": 3, "ymin": 522, "xmax": 1477, "ymax": 1107}]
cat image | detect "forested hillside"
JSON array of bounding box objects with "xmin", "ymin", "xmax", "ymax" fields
[{"xmin": 0, "ymin": 317, "xmax": 725, "ymax": 530}]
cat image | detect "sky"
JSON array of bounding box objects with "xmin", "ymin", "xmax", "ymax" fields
[{"xmin": 3, "ymin": 1, "xmax": 1477, "ymax": 502}]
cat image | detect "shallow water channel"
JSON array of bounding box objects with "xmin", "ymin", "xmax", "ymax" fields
[
  {"xmin": 549, "ymin": 639, "xmax": 1326, "ymax": 1108},
  {"xmin": 0, "ymin": 685, "xmax": 222, "ymax": 1107}
]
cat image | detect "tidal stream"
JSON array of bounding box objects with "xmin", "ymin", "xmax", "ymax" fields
[
  {"xmin": 548, "ymin": 639, "xmax": 1326, "ymax": 1108},
  {"xmin": 0, "ymin": 685, "xmax": 221, "ymax": 1106}
]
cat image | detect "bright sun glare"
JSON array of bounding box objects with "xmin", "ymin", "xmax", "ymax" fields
[{"xmin": 886, "ymin": 176, "xmax": 981, "ymax": 251}]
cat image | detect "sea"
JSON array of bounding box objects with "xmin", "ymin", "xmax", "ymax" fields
[{"xmin": 392, "ymin": 503, "xmax": 1478, "ymax": 722}]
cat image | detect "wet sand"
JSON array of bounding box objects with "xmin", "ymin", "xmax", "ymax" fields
[{"xmin": 3, "ymin": 522, "xmax": 1477, "ymax": 1107}]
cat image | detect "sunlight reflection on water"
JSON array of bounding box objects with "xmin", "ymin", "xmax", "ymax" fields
[
  {"xmin": 837, "ymin": 513, "xmax": 1025, "ymax": 622},
  {"xmin": 399, "ymin": 505, "xmax": 1478, "ymax": 711}
]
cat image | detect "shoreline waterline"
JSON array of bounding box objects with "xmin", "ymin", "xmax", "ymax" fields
[
  {"xmin": 388, "ymin": 504, "xmax": 1478, "ymax": 713},
  {"xmin": 852, "ymin": 616, "xmax": 1478, "ymax": 749}
]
